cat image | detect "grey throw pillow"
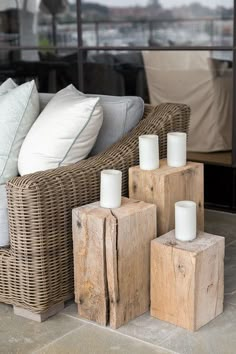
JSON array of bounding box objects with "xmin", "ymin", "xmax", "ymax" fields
[
  {"xmin": 0, "ymin": 79, "xmax": 39, "ymax": 184},
  {"xmin": 88, "ymin": 94, "xmax": 144, "ymax": 155}
]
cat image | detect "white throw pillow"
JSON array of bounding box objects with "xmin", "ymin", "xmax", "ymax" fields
[
  {"xmin": 0, "ymin": 80, "xmax": 39, "ymax": 184},
  {"xmin": 0, "ymin": 78, "xmax": 17, "ymax": 94},
  {"xmin": 38, "ymin": 91, "xmax": 144, "ymax": 155},
  {"xmin": 18, "ymin": 85, "xmax": 103, "ymax": 175},
  {"xmin": 0, "ymin": 184, "xmax": 9, "ymax": 247}
]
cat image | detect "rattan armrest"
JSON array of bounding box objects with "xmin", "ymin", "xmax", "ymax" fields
[{"xmin": 1, "ymin": 103, "xmax": 190, "ymax": 312}]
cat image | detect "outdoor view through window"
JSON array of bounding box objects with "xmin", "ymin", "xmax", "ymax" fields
[
  {"xmin": 0, "ymin": 0, "xmax": 234, "ymax": 102},
  {"xmin": 80, "ymin": 0, "xmax": 233, "ymax": 47}
]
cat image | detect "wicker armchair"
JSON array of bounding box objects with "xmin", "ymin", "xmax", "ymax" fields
[{"xmin": 0, "ymin": 103, "xmax": 190, "ymax": 320}]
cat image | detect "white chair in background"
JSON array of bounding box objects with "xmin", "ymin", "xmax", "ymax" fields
[{"xmin": 142, "ymin": 50, "xmax": 233, "ymax": 152}]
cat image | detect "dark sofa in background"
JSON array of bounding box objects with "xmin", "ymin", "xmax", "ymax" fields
[{"xmin": 0, "ymin": 50, "xmax": 150, "ymax": 102}]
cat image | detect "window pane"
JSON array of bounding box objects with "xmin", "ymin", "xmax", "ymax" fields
[
  {"xmin": 83, "ymin": 49, "xmax": 148, "ymax": 100},
  {"xmin": 0, "ymin": 48, "xmax": 79, "ymax": 93},
  {"xmin": 0, "ymin": 1, "xmax": 78, "ymax": 51},
  {"xmin": 81, "ymin": 0, "xmax": 233, "ymax": 47},
  {"xmin": 83, "ymin": 49, "xmax": 233, "ymax": 155}
]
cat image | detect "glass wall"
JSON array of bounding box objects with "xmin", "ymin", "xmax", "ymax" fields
[
  {"xmin": 81, "ymin": 0, "xmax": 233, "ymax": 47},
  {"xmin": 80, "ymin": 0, "xmax": 234, "ymax": 158},
  {"xmin": 0, "ymin": 0, "xmax": 79, "ymax": 91},
  {"xmin": 0, "ymin": 0, "xmax": 234, "ymax": 160},
  {"xmin": 0, "ymin": 1, "xmax": 233, "ymax": 88}
]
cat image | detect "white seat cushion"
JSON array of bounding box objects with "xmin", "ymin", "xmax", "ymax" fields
[
  {"xmin": 0, "ymin": 79, "xmax": 39, "ymax": 184},
  {"xmin": 0, "ymin": 184, "xmax": 9, "ymax": 247},
  {"xmin": 18, "ymin": 84, "xmax": 103, "ymax": 175}
]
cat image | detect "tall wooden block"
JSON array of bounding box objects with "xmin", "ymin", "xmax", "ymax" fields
[
  {"xmin": 151, "ymin": 231, "xmax": 225, "ymax": 331},
  {"xmin": 72, "ymin": 197, "xmax": 156, "ymax": 329},
  {"xmin": 129, "ymin": 159, "xmax": 204, "ymax": 237}
]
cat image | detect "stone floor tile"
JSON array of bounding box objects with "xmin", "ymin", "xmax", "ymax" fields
[
  {"xmin": 117, "ymin": 312, "xmax": 179, "ymax": 346},
  {"xmin": 224, "ymin": 241, "xmax": 236, "ymax": 294},
  {"xmin": 205, "ymin": 209, "xmax": 236, "ymax": 246},
  {"xmin": 63, "ymin": 302, "xmax": 179, "ymax": 346},
  {"xmin": 62, "ymin": 301, "xmax": 79, "ymax": 318},
  {"xmin": 205, "ymin": 210, "xmax": 236, "ymax": 295},
  {"xmin": 224, "ymin": 292, "xmax": 236, "ymax": 305},
  {"xmin": 0, "ymin": 303, "xmax": 84, "ymax": 354},
  {"xmin": 34, "ymin": 323, "xmax": 175, "ymax": 354},
  {"xmin": 62, "ymin": 302, "xmax": 96, "ymax": 325},
  {"xmin": 158, "ymin": 303, "xmax": 236, "ymax": 354}
]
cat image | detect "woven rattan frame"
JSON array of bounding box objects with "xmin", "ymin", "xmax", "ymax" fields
[{"xmin": 0, "ymin": 103, "xmax": 190, "ymax": 313}]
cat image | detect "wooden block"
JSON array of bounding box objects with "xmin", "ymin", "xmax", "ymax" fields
[
  {"xmin": 14, "ymin": 302, "xmax": 64, "ymax": 322},
  {"xmin": 73, "ymin": 204, "xmax": 109, "ymax": 326},
  {"xmin": 72, "ymin": 197, "xmax": 156, "ymax": 329},
  {"xmin": 129, "ymin": 159, "xmax": 204, "ymax": 237},
  {"xmin": 151, "ymin": 231, "xmax": 225, "ymax": 331}
]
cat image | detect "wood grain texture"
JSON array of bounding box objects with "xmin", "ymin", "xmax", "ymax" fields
[
  {"xmin": 129, "ymin": 159, "xmax": 204, "ymax": 237},
  {"xmin": 72, "ymin": 203, "xmax": 110, "ymax": 326},
  {"xmin": 151, "ymin": 230, "xmax": 225, "ymax": 331},
  {"xmin": 195, "ymin": 240, "xmax": 225, "ymax": 330},
  {"xmin": 106, "ymin": 200, "xmax": 157, "ymax": 329},
  {"xmin": 73, "ymin": 197, "xmax": 157, "ymax": 329}
]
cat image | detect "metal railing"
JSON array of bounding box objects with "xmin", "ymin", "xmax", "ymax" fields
[
  {"xmin": 36, "ymin": 17, "xmax": 234, "ymax": 48},
  {"xmin": 81, "ymin": 17, "xmax": 231, "ymax": 46}
]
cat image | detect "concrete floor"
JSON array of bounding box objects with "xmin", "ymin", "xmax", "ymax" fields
[{"xmin": 1, "ymin": 209, "xmax": 236, "ymax": 354}]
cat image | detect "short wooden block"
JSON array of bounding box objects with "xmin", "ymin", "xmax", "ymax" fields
[
  {"xmin": 72, "ymin": 197, "xmax": 156, "ymax": 329},
  {"xmin": 129, "ymin": 159, "xmax": 204, "ymax": 237},
  {"xmin": 151, "ymin": 231, "xmax": 225, "ymax": 331},
  {"xmin": 14, "ymin": 302, "xmax": 64, "ymax": 322}
]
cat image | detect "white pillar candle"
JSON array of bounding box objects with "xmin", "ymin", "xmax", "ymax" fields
[
  {"xmin": 167, "ymin": 132, "xmax": 187, "ymax": 167},
  {"xmin": 175, "ymin": 201, "xmax": 197, "ymax": 242},
  {"xmin": 139, "ymin": 135, "xmax": 159, "ymax": 170},
  {"xmin": 100, "ymin": 170, "xmax": 122, "ymax": 209}
]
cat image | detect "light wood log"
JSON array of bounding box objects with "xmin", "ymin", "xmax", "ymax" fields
[
  {"xmin": 129, "ymin": 159, "xmax": 204, "ymax": 237},
  {"xmin": 151, "ymin": 230, "xmax": 225, "ymax": 331},
  {"xmin": 72, "ymin": 203, "xmax": 110, "ymax": 326},
  {"xmin": 73, "ymin": 197, "xmax": 156, "ymax": 329}
]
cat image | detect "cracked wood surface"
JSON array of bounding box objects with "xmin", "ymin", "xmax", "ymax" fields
[
  {"xmin": 72, "ymin": 205, "xmax": 109, "ymax": 325},
  {"xmin": 129, "ymin": 159, "xmax": 204, "ymax": 237},
  {"xmin": 151, "ymin": 230, "xmax": 225, "ymax": 331},
  {"xmin": 73, "ymin": 197, "xmax": 156, "ymax": 328}
]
